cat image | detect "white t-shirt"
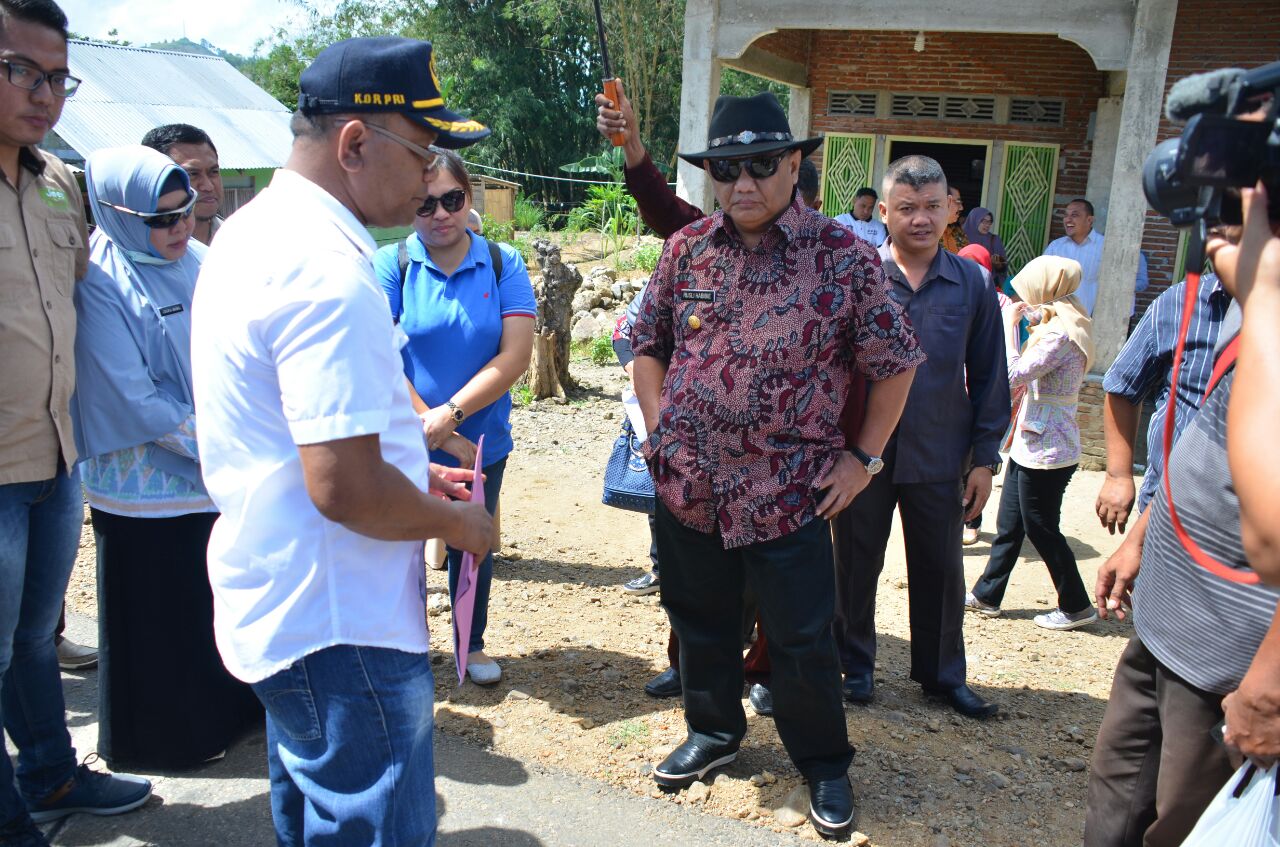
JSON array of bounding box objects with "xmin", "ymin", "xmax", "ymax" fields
[
  {"xmin": 833, "ymin": 213, "xmax": 888, "ymax": 249},
  {"xmin": 192, "ymin": 169, "xmax": 432, "ymax": 684}
]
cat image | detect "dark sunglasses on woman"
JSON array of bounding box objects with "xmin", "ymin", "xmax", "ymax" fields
[
  {"xmin": 97, "ymin": 190, "xmax": 198, "ymax": 229},
  {"xmin": 707, "ymin": 153, "xmax": 787, "ymax": 183},
  {"xmin": 416, "ymin": 188, "xmax": 467, "ymax": 217}
]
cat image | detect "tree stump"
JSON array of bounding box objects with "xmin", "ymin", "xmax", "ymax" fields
[{"xmin": 526, "ymin": 240, "xmax": 583, "ymax": 402}]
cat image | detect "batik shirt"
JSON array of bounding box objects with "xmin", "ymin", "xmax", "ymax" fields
[{"xmin": 632, "ymin": 197, "xmax": 924, "ymax": 549}]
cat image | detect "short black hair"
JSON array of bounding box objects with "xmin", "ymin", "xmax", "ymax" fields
[
  {"xmin": 854, "ymin": 187, "xmax": 877, "ymax": 201},
  {"xmin": 882, "ymin": 155, "xmax": 947, "ymax": 198},
  {"xmin": 797, "ymin": 159, "xmax": 819, "ymax": 203},
  {"xmin": 0, "ymin": 0, "xmax": 69, "ymax": 40},
  {"xmin": 141, "ymin": 124, "xmax": 218, "ymax": 157},
  {"xmin": 1068, "ymin": 197, "xmax": 1095, "ymax": 217}
]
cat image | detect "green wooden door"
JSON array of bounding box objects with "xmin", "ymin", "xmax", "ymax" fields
[
  {"xmin": 821, "ymin": 134, "xmax": 874, "ymax": 218},
  {"xmin": 996, "ymin": 143, "xmax": 1059, "ymax": 276}
]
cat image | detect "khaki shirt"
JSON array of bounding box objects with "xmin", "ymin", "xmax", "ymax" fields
[{"xmin": 0, "ymin": 147, "xmax": 88, "ymax": 484}]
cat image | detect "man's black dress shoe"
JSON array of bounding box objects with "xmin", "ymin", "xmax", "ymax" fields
[
  {"xmin": 808, "ymin": 774, "xmax": 855, "ymax": 837},
  {"xmin": 923, "ymin": 683, "xmax": 998, "ymax": 719},
  {"xmin": 653, "ymin": 739, "xmax": 739, "ymax": 788},
  {"xmin": 748, "ymin": 683, "xmax": 773, "ymax": 716},
  {"xmin": 842, "ymin": 673, "xmax": 874, "ymax": 704},
  {"xmin": 644, "ymin": 666, "xmax": 682, "ymax": 698}
]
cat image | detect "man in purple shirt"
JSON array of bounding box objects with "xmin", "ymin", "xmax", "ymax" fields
[
  {"xmin": 833, "ymin": 155, "xmax": 1010, "ymax": 720},
  {"xmin": 632, "ymin": 92, "xmax": 923, "ymax": 838}
]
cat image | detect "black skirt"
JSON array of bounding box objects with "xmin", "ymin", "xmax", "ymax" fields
[{"xmin": 91, "ymin": 508, "xmax": 262, "ymax": 770}]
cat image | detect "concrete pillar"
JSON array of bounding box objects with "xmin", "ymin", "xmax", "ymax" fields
[
  {"xmin": 788, "ymin": 85, "xmax": 812, "ymax": 139},
  {"xmin": 675, "ymin": 0, "xmax": 721, "ymax": 215},
  {"xmin": 1085, "ymin": 95, "xmax": 1124, "ymax": 230},
  {"xmin": 1091, "ymin": 0, "xmax": 1178, "ymax": 373}
]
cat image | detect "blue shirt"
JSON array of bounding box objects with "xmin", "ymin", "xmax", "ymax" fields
[
  {"xmin": 1102, "ymin": 273, "xmax": 1230, "ymax": 512},
  {"xmin": 374, "ymin": 231, "xmax": 537, "ymax": 467}
]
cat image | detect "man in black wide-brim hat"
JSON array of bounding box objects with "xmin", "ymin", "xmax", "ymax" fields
[{"xmin": 630, "ymin": 91, "xmax": 926, "ymax": 838}]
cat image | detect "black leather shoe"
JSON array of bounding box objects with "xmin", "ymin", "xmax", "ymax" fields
[
  {"xmin": 842, "ymin": 673, "xmax": 874, "ymax": 704},
  {"xmin": 923, "ymin": 684, "xmax": 998, "ymax": 719},
  {"xmin": 808, "ymin": 774, "xmax": 855, "ymax": 837},
  {"xmin": 644, "ymin": 666, "xmax": 682, "ymax": 698},
  {"xmin": 748, "ymin": 683, "xmax": 773, "ymax": 716},
  {"xmin": 653, "ymin": 739, "xmax": 738, "ymax": 788}
]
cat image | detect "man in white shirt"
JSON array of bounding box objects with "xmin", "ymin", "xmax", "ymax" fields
[
  {"xmin": 192, "ymin": 36, "xmax": 492, "ymax": 846},
  {"xmin": 1042, "ymin": 198, "xmax": 1149, "ymax": 315},
  {"xmin": 834, "ymin": 186, "xmax": 888, "ymax": 248}
]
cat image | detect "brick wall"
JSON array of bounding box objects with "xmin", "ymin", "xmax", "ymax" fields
[
  {"xmin": 1077, "ymin": 376, "xmax": 1107, "ymax": 472},
  {"xmin": 800, "ymin": 29, "xmax": 1106, "ymax": 241}
]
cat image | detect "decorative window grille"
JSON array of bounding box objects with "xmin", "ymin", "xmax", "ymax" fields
[
  {"xmin": 890, "ymin": 93, "xmax": 942, "ymax": 119},
  {"xmin": 1009, "ymin": 97, "xmax": 1066, "ymax": 126},
  {"xmin": 827, "ymin": 91, "xmax": 877, "ymax": 117},
  {"xmin": 943, "ymin": 95, "xmax": 997, "ymax": 122}
]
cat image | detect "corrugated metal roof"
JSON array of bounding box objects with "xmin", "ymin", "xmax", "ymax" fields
[{"xmin": 55, "ymin": 41, "xmax": 293, "ymax": 169}]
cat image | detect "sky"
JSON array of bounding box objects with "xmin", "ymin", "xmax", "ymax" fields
[{"xmin": 59, "ymin": 0, "xmax": 311, "ymax": 57}]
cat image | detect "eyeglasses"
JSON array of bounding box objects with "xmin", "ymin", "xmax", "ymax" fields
[
  {"xmin": 0, "ymin": 58, "xmax": 81, "ymax": 98},
  {"xmin": 360, "ymin": 121, "xmax": 439, "ymax": 167},
  {"xmin": 97, "ymin": 190, "xmax": 198, "ymax": 229},
  {"xmin": 707, "ymin": 154, "xmax": 786, "ymax": 184},
  {"xmin": 416, "ymin": 188, "xmax": 467, "ymax": 217}
]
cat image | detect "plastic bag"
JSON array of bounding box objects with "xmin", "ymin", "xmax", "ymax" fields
[{"xmin": 1181, "ymin": 762, "xmax": 1280, "ymax": 847}]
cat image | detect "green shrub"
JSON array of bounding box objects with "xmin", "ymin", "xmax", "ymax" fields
[
  {"xmin": 482, "ymin": 213, "xmax": 515, "ymax": 245},
  {"xmin": 590, "ymin": 333, "xmax": 613, "ymax": 366},
  {"xmin": 632, "ymin": 242, "xmax": 662, "ymax": 273},
  {"xmin": 512, "ymin": 233, "xmax": 537, "ymax": 264},
  {"xmin": 512, "ymin": 196, "xmax": 545, "ymax": 231},
  {"xmin": 510, "ymin": 383, "xmax": 533, "ymax": 407}
]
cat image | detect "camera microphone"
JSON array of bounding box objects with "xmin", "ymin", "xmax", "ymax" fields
[{"xmin": 1165, "ymin": 68, "xmax": 1245, "ymax": 122}]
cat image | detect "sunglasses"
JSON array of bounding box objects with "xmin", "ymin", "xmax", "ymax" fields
[
  {"xmin": 416, "ymin": 188, "xmax": 467, "ymax": 217},
  {"xmin": 707, "ymin": 154, "xmax": 786, "ymax": 183},
  {"xmin": 97, "ymin": 190, "xmax": 198, "ymax": 229}
]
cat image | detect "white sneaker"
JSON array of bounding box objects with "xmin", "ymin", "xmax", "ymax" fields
[
  {"xmin": 962, "ymin": 526, "xmax": 980, "ymax": 546},
  {"xmin": 467, "ymin": 654, "xmax": 502, "ymax": 685},
  {"xmin": 964, "ymin": 592, "xmax": 1001, "ymax": 617},
  {"xmin": 1034, "ymin": 607, "xmax": 1098, "ymax": 631}
]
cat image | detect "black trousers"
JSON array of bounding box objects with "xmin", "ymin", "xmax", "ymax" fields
[
  {"xmin": 832, "ymin": 441, "xmax": 967, "ymax": 690},
  {"xmin": 654, "ymin": 499, "xmax": 851, "ymax": 780},
  {"xmin": 971, "ymin": 460, "xmax": 1090, "ymax": 613}
]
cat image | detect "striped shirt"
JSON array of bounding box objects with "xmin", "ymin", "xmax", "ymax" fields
[
  {"xmin": 1133, "ymin": 368, "xmax": 1280, "ymax": 695},
  {"xmin": 1102, "ymin": 274, "xmax": 1230, "ymax": 512}
]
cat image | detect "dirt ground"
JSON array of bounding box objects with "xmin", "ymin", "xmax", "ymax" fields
[{"xmin": 66, "ymin": 349, "xmax": 1133, "ymax": 847}]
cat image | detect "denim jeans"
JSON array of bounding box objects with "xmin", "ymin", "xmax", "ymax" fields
[
  {"xmin": 445, "ymin": 457, "xmax": 506, "ymax": 654},
  {"xmin": 0, "ymin": 467, "xmax": 81, "ymax": 828},
  {"xmin": 251, "ymin": 645, "xmax": 436, "ymax": 847}
]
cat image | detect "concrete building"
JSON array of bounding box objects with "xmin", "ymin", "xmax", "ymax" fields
[{"xmin": 673, "ymin": 0, "xmax": 1279, "ymax": 466}]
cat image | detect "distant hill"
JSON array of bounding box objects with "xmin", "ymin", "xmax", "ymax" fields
[{"xmin": 146, "ymin": 37, "xmax": 251, "ymax": 70}]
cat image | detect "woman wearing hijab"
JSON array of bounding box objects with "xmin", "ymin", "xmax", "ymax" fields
[
  {"xmin": 72, "ymin": 146, "xmax": 259, "ymax": 769},
  {"xmin": 964, "ymin": 256, "xmax": 1098, "ymax": 631},
  {"xmin": 962, "ymin": 207, "xmax": 1010, "ymax": 286}
]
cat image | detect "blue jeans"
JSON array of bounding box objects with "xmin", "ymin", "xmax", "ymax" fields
[
  {"xmin": 251, "ymin": 645, "xmax": 436, "ymax": 847},
  {"xmin": 445, "ymin": 457, "xmax": 506, "ymax": 654},
  {"xmin": 0, "ymin": 468, "xmax": 81, "ymax": 828}
]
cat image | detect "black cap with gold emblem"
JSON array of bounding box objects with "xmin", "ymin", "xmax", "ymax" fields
[{"xmin": 298, "ymin": 36, "xmax": 490, "ymax": 149}]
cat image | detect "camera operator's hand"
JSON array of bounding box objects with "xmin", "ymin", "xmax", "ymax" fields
[{"xmin": 1206, "ymin": 182, "xmax": 1280, "ymax": 304}]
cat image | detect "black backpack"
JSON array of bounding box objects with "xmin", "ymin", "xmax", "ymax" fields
[{"xmin": 394, "ymin": 239, "xmax": 504, "ymax": 324}]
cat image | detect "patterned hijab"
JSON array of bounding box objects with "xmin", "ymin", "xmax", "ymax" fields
[{"xmin": 1011, "ymin": 255, "xmax": 1094, "ymax": 370}]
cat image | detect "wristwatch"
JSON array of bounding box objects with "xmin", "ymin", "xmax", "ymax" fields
[
  {"xmin": 849, "ymin": 446, "xmax": 885, "ymax": 476},
  {"xmin": 977, "ymin": 461, "xmax": 1003, "ymax": 476},
  {"xmin": 445, "ymin": 401, "xmax": 465, "ymax": 423}
]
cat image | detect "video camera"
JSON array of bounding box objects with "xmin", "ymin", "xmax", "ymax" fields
[{"xmin": 1142, "ymin": 60, "xmax": 1280, "ymax": 231}]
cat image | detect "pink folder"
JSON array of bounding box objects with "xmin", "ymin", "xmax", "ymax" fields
[{"xmin": 453, "ymin": 435, "xmax": 485, "ymax": 685}]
